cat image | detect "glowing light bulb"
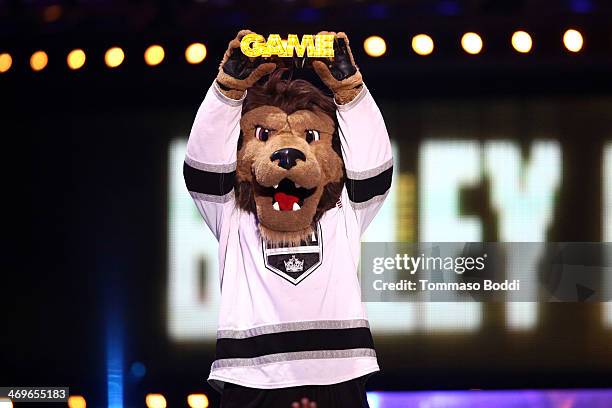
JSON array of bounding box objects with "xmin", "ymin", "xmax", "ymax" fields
[
  {"xmin": 461, "ymin": 32, "xmax": 483, "ymax": 55},
  {"xmin": 67, "ymin": 49, "xmax": 86, "ymax": 70},
  {"xmin": 0, "ymin": 53, "xmax": 12, "ymax": 73},
  {"xmin": 364, "ymin": 36, "xmax": 386, "ymax": 57},
  {"xmin": 185, "ymin": 43, "xmax": 207, "ymax": 64},
  {"xmin": 145, "ymin": 45, "xmax": 165, "ymax": 66},
  {"xmin": 105, "ymin": 47, "xmax": 125, "ymax": 68},
  {"xmin": 187, "ymin": 394, "xmax": 209, "ymax": 408},
  {"xmin": 145, "ymin": 394, "xmax": 167, "ymax": 408},
  {"xmin": 30, "ymin": 50, "xmax": 48, "ymax": 71},
  {"xmin": 563, "ymin": 29, "xmax": 584, "ymax": 52},
  {"xmin": 511, "ymin": 31, "xmax": 533, "ymax": 53},
  {"xmin": 412, "ymin": 34, "xmax": 434, "ymax": 56},
  {"xmin": 68, "ymin": 395, "xmax": 86, "ymax": 408}
]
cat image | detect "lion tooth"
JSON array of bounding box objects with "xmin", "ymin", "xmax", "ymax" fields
[
  {"xmin": 273, "ymin": 184, "xmax": 279, "ymax": 189},
  {"xmin": 295, "ymin": 183, "xmax": 301, "ymax": 188},
  {"xmin": 292, "ymin": 202, "xmax": 301, "ymax": 211},
  {"xmin": 273, "ymin": 202, "xmax": 280, "ymax": 211}
]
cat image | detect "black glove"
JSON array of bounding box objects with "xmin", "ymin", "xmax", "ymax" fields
[
  {"xmin": 216, "ymin": 30, "xmax": 277, "ymax": 99},
  {"xmin": 312, "ymin": 32, "xmax": 363, "ymax": 104}
]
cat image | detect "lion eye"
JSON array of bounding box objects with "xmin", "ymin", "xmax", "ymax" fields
[
  {"xmin": 305, "ymin": 129, "xmax": 320, "ymax": 143},
  {"xmin": 255, "ymin": 126, "xmax": 271, "ymax": 141}
]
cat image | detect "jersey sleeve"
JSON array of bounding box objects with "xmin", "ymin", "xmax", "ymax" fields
[
  {"xmin": 337, "ymin": 84, "xmax": 393, "ymax": 234},
  {"xmin": 183, "ymin": 82, "xmax": 244, "ymax": 240}
]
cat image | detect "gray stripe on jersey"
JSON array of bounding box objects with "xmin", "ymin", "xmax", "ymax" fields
[
  {"xmin": 212, "ymin": 81, "xmax": 246, "ymax": 106},
  {"xmin": 217, "ymin": 319, "xmax": 371, "ymax": 339},
  {"xmin": 190, "ymin": 190, "xmax": 234, "ymax": 204},
  {"xmin": 185, "ymin": 155, "xmax": 237, "ymax": 173},
  {"xmin": 345, "ymin": 158, "xmax": 393, "ymax": 180},
  {"xmin": 335, "ymin": 85, "xmax": 368, "ymax": 112},
  {"xmin": 350, "ymin": 190, "xmax": 389, "ymax": 210},
  {"xmin": 211, "ymin": 348, "xmax": 377, "ymax": 369}
]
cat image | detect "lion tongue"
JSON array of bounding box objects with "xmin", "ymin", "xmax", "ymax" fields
[{"xmin": 274, "ymin": 192, "xmax": 299, "ymax": 211}]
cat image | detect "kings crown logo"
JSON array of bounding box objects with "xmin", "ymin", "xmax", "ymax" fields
[
  {"xmin": 284, "ymin": 255, "xmax": 305, "ymax": 273},
  {"xmin": 263, "ymin": 223, "xmax": 322, "ymax": 285}
]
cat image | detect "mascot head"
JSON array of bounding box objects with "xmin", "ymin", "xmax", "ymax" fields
[{"xmin": 235, "ymin": 71, "xmax": 345, "ymax": 245}]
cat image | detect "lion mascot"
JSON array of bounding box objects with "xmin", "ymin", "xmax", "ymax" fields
[{"xmin": 184, "ymin": 30, "xmax": 393, "ymax": 408}]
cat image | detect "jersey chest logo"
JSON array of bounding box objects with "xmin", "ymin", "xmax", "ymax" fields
[{"xmin": 262, "ymin": 223, "xmax": 323, "ymax": 285}]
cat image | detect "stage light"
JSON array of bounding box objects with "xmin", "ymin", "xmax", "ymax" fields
[
  {"xmin": 461, "ymin": 32, "xmax": 483, "ymax": 55},
  {"xmin": 0, "ymin": 399, "xmax": 13, "ymax": 408},
  {"xmin": 67, "ymin": 49, "xmax": 86, "ymax": 70},
  {"xmin": 30, "ymin": 50, "xmax": 48, "ymax": 71},
  {"xmin": 185, "ymin": 43, "xmax": 207, "ymax": 64},
  {"xmin": 563, "ymin": 29, "xmax": 584, "ymax": 52},
  {"xmin": 43, "ymin": 4, "xmax": 63, "ymax": 23},
  {"xmin": 145, "ymin": 45, "xmax": 165, "ymax": 66},
  {"xmin": 511, "ymin": 31, "xmax": 533, "ymax": 53},
  {"xmin": 0, "ymin": 53, "xmax": 12, "ymax": 73},
  {"xmin": 363, "ymin": 36, "xmax": 386, "ymax": 57},
  {"xmin": 130, "ymin": 361, "xmax": 147, "ymax": 378},
  {"xmin": 68, "ymin": 395, "xmax": 86, "ymax": 408},
  {"xmin": 187, "ymin": 394, "xmax": 209, "ymax": 408},
  {"xmin": 411, "ymin": 34, "xmax": 434, "ymax": 56},
  {"xmin": 145, "ymin": 394, "xmax": 167, "ymax": 408},
  {"xmin": 105, "ymin": 47, "xmax": 125, "ymax": 68}
]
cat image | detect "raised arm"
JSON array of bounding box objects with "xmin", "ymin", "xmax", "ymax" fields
[
  {"xmin": 313, "ymin": 32, "xmax": 393, "ymax": 233},
  {"xmin": 184, "ymin": 30, "xmax": 276, "ymax": 239}
]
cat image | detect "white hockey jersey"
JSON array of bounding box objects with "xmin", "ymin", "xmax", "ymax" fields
[{"xmin": 184, "ymin": 82, "xmax": 393, "ymax": 391}]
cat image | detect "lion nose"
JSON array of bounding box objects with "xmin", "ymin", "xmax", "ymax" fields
[{"xmin": 270, "ymin": 148, "xmax": 306, "ymax": 170}]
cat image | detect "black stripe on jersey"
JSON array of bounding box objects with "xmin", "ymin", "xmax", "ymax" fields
[
  {"xmin": 183, "ymin": 161, "xmax": 235, "ymax": 196},
  {"xmin": 215, "ymin": 327, "xmax": 375, "ymax": 359},
  {"xmin": 346, "ymin": 166, "xmax": 393, "ymax": 203}
]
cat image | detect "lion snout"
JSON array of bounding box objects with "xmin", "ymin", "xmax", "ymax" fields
[
  {"xmin": 270, "ymin": 148, "xmax": 306, "ymax": 170},
  {"xmin": 253, "ymin": 155, "xmax": 322, "ymax": 188}
]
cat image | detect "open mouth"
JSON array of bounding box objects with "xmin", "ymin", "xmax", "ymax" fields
[{"xmin": 256, "ymin": 178, "xmax": 316, "ymax": 211}]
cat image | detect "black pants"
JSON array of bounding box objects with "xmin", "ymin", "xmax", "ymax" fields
[{"xmin": 220, "ymin": 376, "xmax": 371, "ymax": 408}]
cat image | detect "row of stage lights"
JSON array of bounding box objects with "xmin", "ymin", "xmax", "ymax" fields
[
  {"xmin": 0, "ymin": 42, "xmax": 208, "ymax": 73},
  {"xmin": 0, "ymin": 29, "xmax": 586, "ymax": 74},
  {"xmin": 364, "ymin": 29, "xmax": 585, "ymax": 56},
  {"xmin": 0, "ymin": 392, "xmax": 211, "ymax": 408}
]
